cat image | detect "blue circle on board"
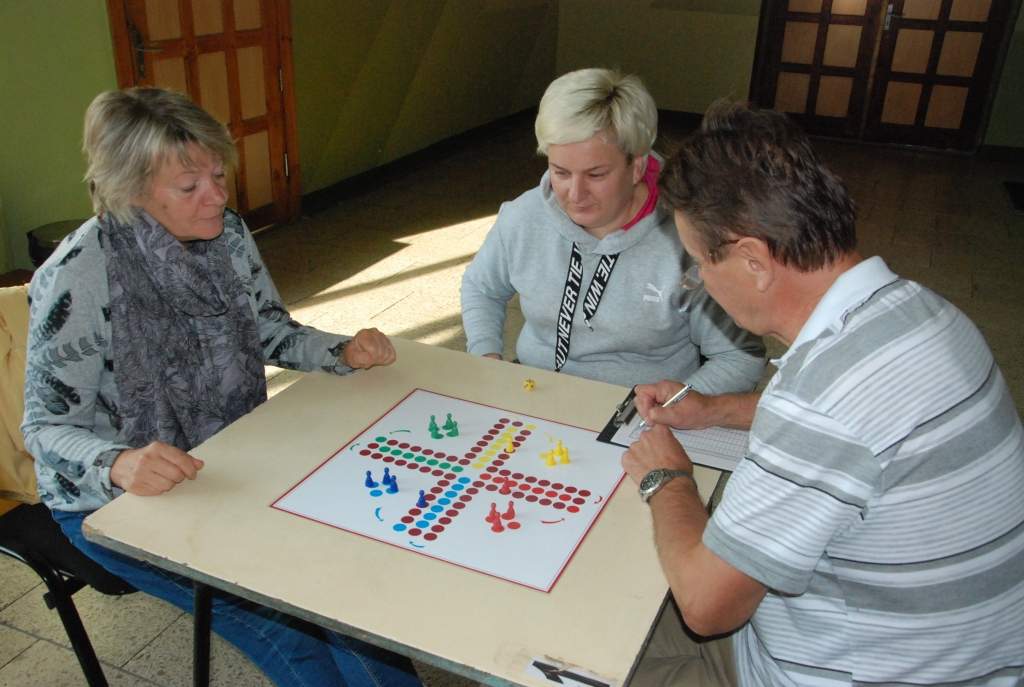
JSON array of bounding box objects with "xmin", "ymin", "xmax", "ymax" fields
[
  {"xmin": 416, "ymin": 520, "xmax": 429, "ymax": 528},
  {"xmin": 452, "ymin": 484, "xmax": 465, "ymax": 492},
  {"xmin": 393, "ymin": 524, "xmax": 406, "ymax": 532},
  {"xmin": 458, "ymin": 477, "xmax": 471, "ymax": 484},
  {"xmin": 369, "ymin": 489, "xmax": 383, "ymax": 497},
  {"xmin": 444, "ymin": 490, "xmax": 458, "ymax": 498},
  {"xmin": 437, "ymin": 498, "xmax": 451, "ymax": 506},
  {"xmin": 424, "ymin": 513, "xmax": 437, "ymax": 521},
  {"xmin": 430, "ymin": 505, "xmax": 443, "ymax": 513}
]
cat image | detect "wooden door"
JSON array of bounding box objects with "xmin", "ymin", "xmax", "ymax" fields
[
  {"xmin": 752, "ymin": 0, "xmax": 1016, "ymax": 150},
  {"xmin": 864, "ymin": 0, "xmax": 1014, "ymax": 149},
  {"xmin": 752, "ymin": 1, "xmax": 885, "ymax": 138},
  {"xmin": 105, "ymin": 0, "xmax": 301, "ymax": 229}
]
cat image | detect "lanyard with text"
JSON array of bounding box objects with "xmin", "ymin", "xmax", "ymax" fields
[{"xmin": 554, "ymin": 243, "xmax": 619, "ymax": 372}]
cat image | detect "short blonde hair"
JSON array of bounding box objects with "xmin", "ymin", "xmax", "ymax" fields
[
  {"xmin": 535, "ymin": 68, "xmax": 657, "ymax": 157},
  {"xmin": 83, "ymin": 88, "xmax": 237, "ymax": 224}
]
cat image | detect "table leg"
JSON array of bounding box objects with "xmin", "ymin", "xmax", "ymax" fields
[{"xmin": 193, "ymin": 580, "xmax": 212, "ymax": 687}]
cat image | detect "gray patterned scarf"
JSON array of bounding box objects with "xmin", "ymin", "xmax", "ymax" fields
[{"xmin": 104, "ymin": 211, "xmax": 266, "ymax": 452}]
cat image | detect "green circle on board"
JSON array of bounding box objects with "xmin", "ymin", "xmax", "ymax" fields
[
  {"xmin": 452, "ymin": 466, "xmax": 463, "ymax": 473},
  {"xmin": 427, "ymin": 459, "xmax": 439, "ymax": 466},
  {"xmin": 391, "ymin": 448, "xmax": 402, "ymax": 455},
  {"xmin": 375, "ymin": 436, "xmax": 387, "ymax": 442},
  {"xmin": 404, "ymin": 452, "xmax": 414, "ymax": 459},
  {"xmin": 439, "ymin": 462, "xmax": 451, "ymax": 469},
  {"xmin": 415, "ymin": 455, "xmax": 426, "ymax": 463}
]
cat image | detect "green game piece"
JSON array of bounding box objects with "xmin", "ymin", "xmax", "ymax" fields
[{"xmin": 428, "ymin": 415, "xmax": 439, "ymax": 434}]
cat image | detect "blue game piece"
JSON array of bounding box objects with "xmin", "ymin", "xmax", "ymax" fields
[
  {"xmin": 364, "ymin": 470, "xmax": 378, "ymax": 488},
  {"xmin": 381, "ymin": 467, "xmax": 392, "ymax": 485},
  {"xmin": 387, "ymin": 475, "xmax": 399, "ymax": 494},
  {"xmin": 416, "ymin": 489, "xmax": 428, "ymax": 508}
]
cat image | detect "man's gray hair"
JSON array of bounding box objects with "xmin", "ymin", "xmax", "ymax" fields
[
  {"xmin": 535, "ymin": 68, "xmax": 657, "ymax": 158},
  {"xmin": 83, "ymin": 88, "xmax": 237, "ymax": 224}
]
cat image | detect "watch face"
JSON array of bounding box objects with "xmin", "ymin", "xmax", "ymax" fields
[{"xmin": 640, "ymin": 469, "xmax": 664, "ymax": 493}]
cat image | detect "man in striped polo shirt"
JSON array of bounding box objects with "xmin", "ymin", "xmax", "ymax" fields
[{"xmin": 623, "ymin": 102, "xmax": 1024, "ymax": 686}]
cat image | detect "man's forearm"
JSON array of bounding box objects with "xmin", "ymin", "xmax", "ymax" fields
[{"xmin": 703, "ymin": 391, "xmax": 761, "ymax": 429}]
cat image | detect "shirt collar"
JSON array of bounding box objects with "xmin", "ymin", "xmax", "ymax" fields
[{"xmin": 773, "ymin": 256, "xmax": 899, "ymax": 366}]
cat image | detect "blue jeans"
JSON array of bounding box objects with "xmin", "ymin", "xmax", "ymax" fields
[{"xmin": 54, "ymin": 509, "xmax": 421, "ymax": 687}]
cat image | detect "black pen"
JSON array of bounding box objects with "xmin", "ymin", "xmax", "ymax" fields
[{"xmin": 636, "ymin": 384, "xmax": 692, "ymax": 431}]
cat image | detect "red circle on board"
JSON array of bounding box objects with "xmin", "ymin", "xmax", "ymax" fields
[
  {"xmin": 387, "ymin": 439, "xmax": 398, "ymax": 446},
  {"xmin": 513, "ymin": 491, "xmax": 524, "ymax": 499},
  {"xmin": 432, "ymin": 469, "xmax": 444, "ymax": 477},
  {"xmin": 454, "ymin": 502, "xmax": 466, "ymax": 509},
  {"xmin": 395, "ymin": 460, "xmax": 407, "ymax": 467},
  {"xmin": 540, "ymin": 499, "xmax": 552, "ymax": 506},
  {"xmin": 401, "ymin": 516, "xmax": 414, "ymax": 523},
  {"xmin": 399, "ymin": 442, "xmax": 409, "ymax": 449},
  {"xmin": 434, "ymin": 453, "xmax": 447, "ymax": 460},
  {"xmin": 410, "ymin": 445, "xmax": 421, "ymax": 452},
  {"xmin": 372, "ymin": 453, "xmax": 383, "ymax": 459},
  {"xmin": 486, "ymin": 465, "xmax": 498, "ymax": 472},
  {"xmin": 499, "ymin": 418, "xmax": 510, "ymax": 424},
  {"xmin": 492, "ymin": 460, "xmax": 505, "ymax": 467},
  {"xmin": 554, "ymin": 502, "xmax": 565, "ymax": 510},
  {"xmin": 532, "ymin": 487, "xmax": 544, "ymax": 494},
  {"xmin": 466, "ymin": 487, "xmax": 479, "ymax": 495},
  {"xmin": 579, "ymin": 489, "xmax": 591, "ymax": 497},
  {"xmin": 460, "ymin": 494, "xmax": 472, "ymax": 501},
  {"xmin": 446, "ymin": 510, "xmax": 459, "ymax": 517},
  {"xmin": 383, "ymin": 456, "xmax": 394, "ymax": 463},
  {"xmin": 423, "ymin": 449, "xmax": 434, "ymax": 456},
  {"xmin": 480, "ymin": 474, "xmax": 491, "ymax": 481},
  {"xmin": 525, "ymin": 495, "xmax": 538, "ymax": 502},
  {"xmin": 409, "ymin": 508, "xmax": 421, "ymax": 516},
  {"xmin": 525, "ymin": 475, "xmax": 537, "ymax": 483},
  {"xmin": 567, "ymin": 506, "xmax": 579, "ymax": 513},
  {"xmin": 367, "ymin": 443, "xmax": 378, "ymax": 449},
  {"xmin": 360, "ymin": 449, "xmax": 371, "ymax": 456},
  {"xmin": 473, "ymin": 481, "xmax": 485, "ymax": 488},
  {"xmin": 438, "ymin": 480, "xmax": 450, "ymax": 487},
  {"xmin": 439, "ymin": 517, "xmax": 452, "ymax": 525},
  {"xmin": 419, "ymin": 466, "xmax": 431, "ymax": 473},
  {"xmin": 573, "ymin": 497, "xmax": 585, "ymax": 505},
  {"xmin": 560, "ymin": 494, "xmax": 571, "ymax": 501},
  {"xmin": 485, "ymin": 484, "xmax": 497, "ymax": 491},
  {"xmin": 546, "ymin": 490, "xmax": 557, "ymax": 498},
  {"xmin": 508, "ymin": 522, "xmax": 521, "ymax": 530},
  {"xmin": 499, "ymin": 469, "xmax": 511, "ymax": 476},
  {"xmin": 552, "ymin": 483, "xmax": 564, "ymax": 490},
  {"xmin": 423, "ymin": 533, "xmax": 437, "ymax": 541},
  {"xmin": 512, "ymin": 421, "xmax": 523, "ymax": 427},
  {"xmin": 409, "ymin": 528, "xmax": 422, "ymax": 536},
  {"xmin": 431, "ymin": 487, "xmax": 443, "ymax": 494},
  {"xmin": 430, "ymin": 525, "xmax": 445, "ymax": 533},
  {"xmin": 565, "ymin": 486, "xmax": 577, "ymax": 493},
  {"xmin": 538, "ymin": 479, "xmax": 550, "ymax": 487},
  {"xmin": 512, "ymin": 472, "xmax": 524, "ymax": 479}
]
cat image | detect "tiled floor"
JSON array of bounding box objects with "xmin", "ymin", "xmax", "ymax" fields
[{"xmin": 2, "ymin": 113, "xmax": 1022, "ymax": 686}]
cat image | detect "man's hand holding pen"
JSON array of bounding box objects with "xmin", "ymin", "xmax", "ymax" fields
[{"xmin": 635, "ymin": 381, "xmax": 713, "ymax": 430}]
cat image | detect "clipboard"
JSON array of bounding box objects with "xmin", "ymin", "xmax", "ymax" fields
[
  {"xmin": 597, "ymin": 386, "xmax": 641, "ymax": 446},
  {"xmin": 596, "ymin": 388, "xmax": 750, "ymax": 472}
]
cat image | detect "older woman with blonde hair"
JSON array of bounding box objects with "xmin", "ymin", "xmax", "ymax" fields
[
  {"xmin": 22, "ymin": 87, "xmax": 417, "ymax": 687},
  {"xmin": 461, "ymin": 68, "xmax": 765, "ymax": 395}
]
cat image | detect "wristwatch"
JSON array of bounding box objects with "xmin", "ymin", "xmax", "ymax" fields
[{"xmin": 639, "ymin": 468, "xmax": 693, "ymax": 503}]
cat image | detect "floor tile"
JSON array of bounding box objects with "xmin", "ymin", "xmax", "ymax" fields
[
  {"xmin": 0, "ymin": 639, "xmax": 151, "ymax": 687},
  {"xmin": 0, "ymin": 583, "xmax": 182, "ymax": 667}
]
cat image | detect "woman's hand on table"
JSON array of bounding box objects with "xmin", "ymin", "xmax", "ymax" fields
[
  {"xmin": 110, "ymin": 441, "xmax": 204, "ymax": 496},
  {"xmin": 343, "ymin": 328, "xmax": 397, "ymax": 369}
]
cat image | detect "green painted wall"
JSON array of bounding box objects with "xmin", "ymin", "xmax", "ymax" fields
[
  {"xmin": 291, "ymin": 0, "xmax": 557, "ymax": 193},
  {"xmin": 0, "ymin": 0, "xmax": 117, "ymax": 271},
  {"xmin": 556, "ymin": 0, "xmax": 762, "ymax": 114},
  {"xmin": 984, "ymin": 8, "xmax": 1024, "ymax": 147}
]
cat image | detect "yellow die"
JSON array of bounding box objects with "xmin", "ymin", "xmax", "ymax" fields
[{"xmin": 523, "ymin": 378, "xmax": 536, "ymax": 391}]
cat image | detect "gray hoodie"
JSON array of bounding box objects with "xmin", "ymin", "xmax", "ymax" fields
[{"xmin": 461, "ymin": 166, "xmax": 765, "ymax": 392}]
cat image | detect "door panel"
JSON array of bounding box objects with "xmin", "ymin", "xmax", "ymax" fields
[
  {"xmin": 754, "ymin": 0, "xmax": 885, "ymax": 139},
  {"xmin": 863, "ymin": 0, "xmax": 1012, "ymax": 149},
  {"xmin": 106, "ymin": 0, "xmax": 300, "ymax": 229}
]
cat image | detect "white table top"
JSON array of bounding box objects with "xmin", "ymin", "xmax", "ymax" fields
[{"xmin": 84, "ymin": 338, "xmax": 720, "ymax": 687}]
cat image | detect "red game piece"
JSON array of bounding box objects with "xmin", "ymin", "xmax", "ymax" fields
[
  {"xmin": 502, "ymin": 501, "xmax": 516, "ymax": 520},
  {"xmin": 491, "ymin": 518, "xmax": 505, "ymax": 533},
  {"xmin": 485, "ymin": 502, "xmax": 500, "ymax": 524}
]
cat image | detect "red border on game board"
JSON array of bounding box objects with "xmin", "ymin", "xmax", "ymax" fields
[{"xmin": 269, "ymin": 388, "xmax": 627, "ymax": 592}]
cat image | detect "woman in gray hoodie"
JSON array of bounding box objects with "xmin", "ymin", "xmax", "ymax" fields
[{"xmin": 461, "ymin": 68, "xmax": 765, "ymax": 394}]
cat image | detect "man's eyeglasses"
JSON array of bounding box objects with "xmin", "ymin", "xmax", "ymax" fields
[{"xmin": 679, "ymin": 239, "xmax": 740, "ymax": 290}]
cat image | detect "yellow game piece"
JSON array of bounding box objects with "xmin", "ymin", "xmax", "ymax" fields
[
  {"xmin": 506, "ymin": 439, "xmax": 516, "ymax": 453},
  {"xmin": 559, "ymin": 446, "xmax": 570, "ymax": 464},
  {"xmin": 544, "ymin": 451, "xmax": 557, "ymax": 467},
  {"xmin": 523, "ymin": 378, "xmax": 536, "ymax": 391}
]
